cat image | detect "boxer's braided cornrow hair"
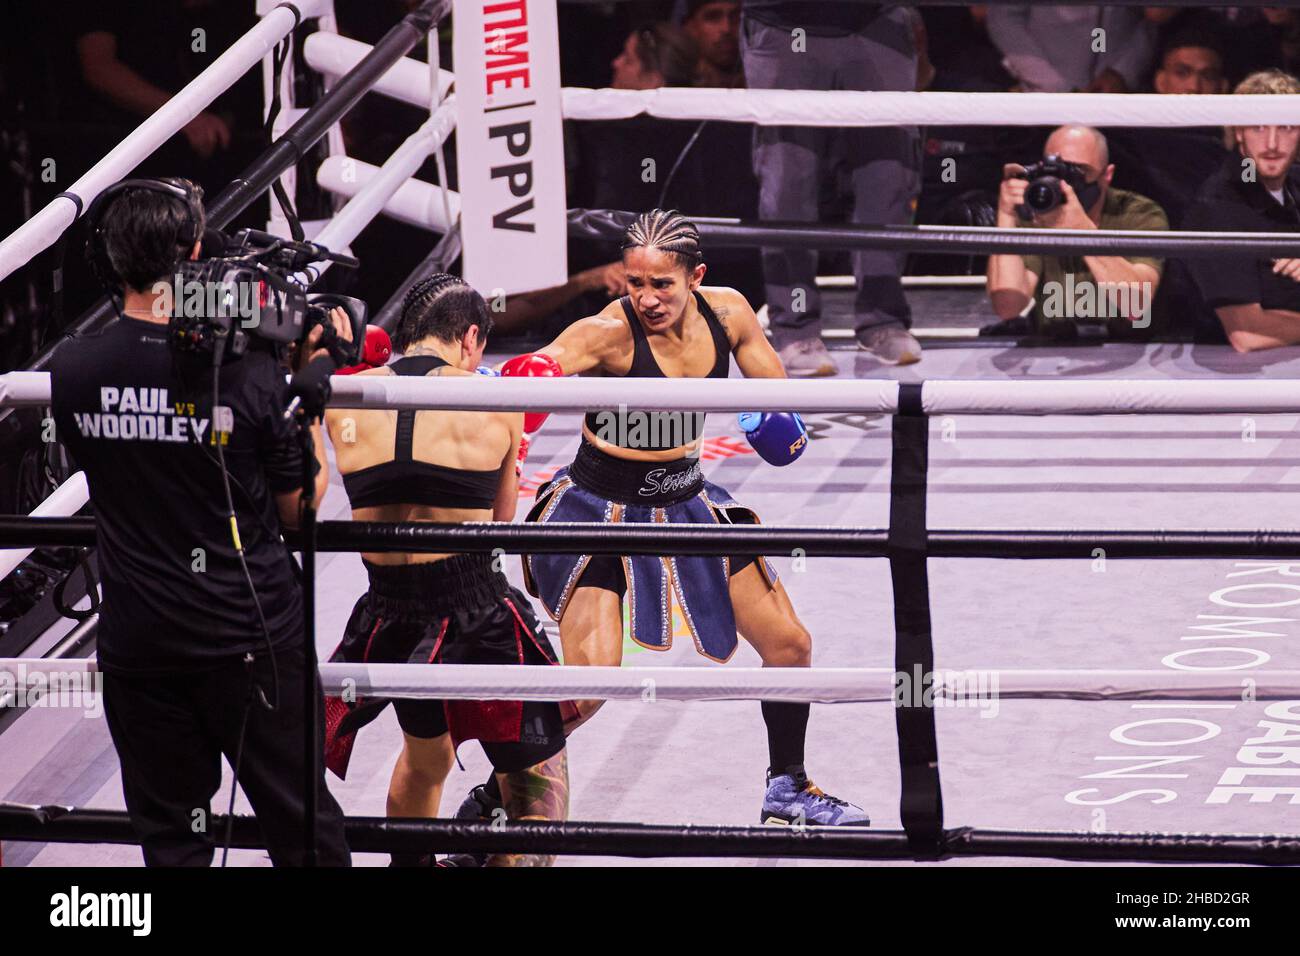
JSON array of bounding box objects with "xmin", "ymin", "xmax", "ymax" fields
[
  {"xmin": 621, "ymin": 208, "xmax": 703, "ymax": 271},
  {"xmin": 394, "ymin": 272, "xmax": 492, "ymax": 352},
  {"xmin": 401, "ymin": 272, "xmax": 464, "ymax": 322}
]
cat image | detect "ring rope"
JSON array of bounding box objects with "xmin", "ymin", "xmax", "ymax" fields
[
  {"xmin": 13, "ymin": 372, "xmax": 1300, "ymax": 416},
  {"xmin": 5, "ymin": 659, "xmax": 1299, "ymax": 704}
]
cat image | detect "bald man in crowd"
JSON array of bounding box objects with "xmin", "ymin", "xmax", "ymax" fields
[{"xmin": 985, "ymin": 124, "xmax": 1170, "ymax": 338}]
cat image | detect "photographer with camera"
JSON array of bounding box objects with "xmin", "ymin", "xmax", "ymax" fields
[
  {"xmin": 48, "ymin": 178, "xmax": 351, "ymax": 866},
  {"xmin": 985, "ymin": 125, "xmax": 1169, "ymax": 338}
]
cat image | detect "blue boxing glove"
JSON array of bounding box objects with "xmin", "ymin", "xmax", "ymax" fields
[
  {"xmin": 738, "ymin": 411, "xmax": 808, "ymax": 466},
  {"xmin": 475, "ymin": 365, "xmax": 499, "ymax": 376}
]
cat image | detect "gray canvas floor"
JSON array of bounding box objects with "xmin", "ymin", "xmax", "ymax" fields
[{"xmin": 5, "ymin": 341, "xmax": 1300, "ymax": 867}]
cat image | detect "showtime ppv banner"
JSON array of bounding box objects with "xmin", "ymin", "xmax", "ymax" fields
[{"xmin": 453, "ymin": 0, "xmax": 567, "ymax": 295}]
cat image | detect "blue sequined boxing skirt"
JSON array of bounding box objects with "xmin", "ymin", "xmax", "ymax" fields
[{"xmin": 522, "ymin": 440, "xmax": 777, "ymax": 662}]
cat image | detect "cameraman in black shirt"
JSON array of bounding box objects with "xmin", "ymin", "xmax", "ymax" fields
[{"xmin": 49, "ymin": 180, "xmax": 351, "ymax": 866}]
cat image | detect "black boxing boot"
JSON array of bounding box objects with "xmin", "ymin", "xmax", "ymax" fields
[{"xmin": 441, "ymin": 776, "xmax": 502, "ymax": 867}]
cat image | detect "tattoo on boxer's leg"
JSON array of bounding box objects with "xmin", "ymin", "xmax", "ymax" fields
[{"xmin": 489, "ymin": 749, "xmax": 570, "ymax": 867}]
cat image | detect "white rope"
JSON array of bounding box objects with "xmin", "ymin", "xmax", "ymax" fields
[
  {"xmin": 15, "ymin": 372, "xmax": 1300, "ymax": 416},
  {"xmin": 326, "ymin": 663, "xmax": 899, "ymax": 703},
  {"xmin": 0, "ymin": 3, "xmax": 318, "ymax": 283},
  {"xmin": 920, "ymin": 379, "xmax": 1300, "ymax": 415},
  {"xmin": 4, "ymin": 659, "xmax": 1298, "ymax": 703},
  {"xmin": 0, "ymin": 474, "xmax": 88, "ymax": 582},
  {"xmin": 323, "ymin": 374, "xmax": 900, "ymax": 413},
  {"xmin": 823, "ymin": 327, "xmax": 982, "ymax": 341},
  {"xmin": 317, "ymin": 664, "xmax": 1300, "ymax": 703},
  {"xmin": 561, "ymin": 88, "xmax": 1300, "ymax": 128},
  {"xmin": 215, "ymin": 375, "xmax": 1300, "ymax": 417},
  {"xmin": 888, "ymin": 275, "xmax": 987, "ymax": 289},
  {"xmin": 316, "ymin": 156, "xmax": 461, "ymax": 232},
  {"xmin": 302, "ymin": 30, "xmax": 454, "ymax": 107},
  {"xmin": 0, "ymin": 372, "xmax": 50, "ymax": 408}
]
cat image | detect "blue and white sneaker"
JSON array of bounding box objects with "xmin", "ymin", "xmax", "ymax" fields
[{"xmin": 761, "ymin": 772, "xmax": 870, "ymax": 826}]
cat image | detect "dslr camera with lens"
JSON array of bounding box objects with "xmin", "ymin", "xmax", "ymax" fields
[{"xmin": 1013, "ymin": 154, "xmax": 1101, "ymax": 221}]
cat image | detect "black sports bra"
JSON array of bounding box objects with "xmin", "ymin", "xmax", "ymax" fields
[
  {"xmin": 341, "ymin": 355, "xmax": 499, "ymax": 510},
  {"xmin": 583, "ymin": 291, "xmax": 731, "ymax": 451}
]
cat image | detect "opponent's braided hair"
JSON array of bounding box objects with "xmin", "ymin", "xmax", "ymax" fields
[
  {"xmin": 394, "ymin": 272, "xmax": 493, "ymax": 352},
  {"xmin": 621, "ymin": 208, "xmax": 703, "ymax": 272}
]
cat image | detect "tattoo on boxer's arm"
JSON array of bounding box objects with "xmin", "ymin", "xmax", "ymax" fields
[
  {"xmin": 714, "ymin": 307, "xmax": 732, "ymax": 340},
  {"xmin": 489, "ymin": 749, "xmax": 570, "ymax": 867}
]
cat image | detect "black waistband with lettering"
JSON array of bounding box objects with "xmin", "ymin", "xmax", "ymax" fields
[{"xmin": 569, "ymin": 439, "xmax": 703, "ymax": 507}]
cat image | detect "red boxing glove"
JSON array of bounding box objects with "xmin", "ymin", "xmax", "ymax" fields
[
  {"xmin": 337, "ymin": 325, "xmax": 392, "ymax": 375},
  {"xmin": 500, "ymin": 352, "xmax": 562, "ymax": 433}
]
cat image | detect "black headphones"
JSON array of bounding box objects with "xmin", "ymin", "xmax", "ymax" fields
[{"xmin": 84, "ymin": 177, "xmax": 205, "ymax": 293}]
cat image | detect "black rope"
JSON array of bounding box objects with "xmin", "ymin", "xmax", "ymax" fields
[
  {"xmin": 568, "ymin": 208, "xmax": 1300, "ymax": 259},
  {"xmin": 13, "ymin": 517, "xmax": 1300, "ymax": 559},
  {"xmin": 2, "ymin": 806, "xmax": 1296, "ymax": 865}
]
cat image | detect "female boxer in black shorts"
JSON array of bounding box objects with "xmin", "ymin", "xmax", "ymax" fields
[{"xmin": 323, "ymin": 275, "xmax": 568, "ymax": 866}]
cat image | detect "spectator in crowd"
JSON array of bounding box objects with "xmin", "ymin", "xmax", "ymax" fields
[
  {"xmin": 1181, "ymin": 70, "xmax": 1300, "ymax": 351},
  {"xmin": 1151, "ymin": 19, "xmax": 1228, "ymax": 94},
  {"xmin": 1104, "ymin": 21, "xmax": 1233, "ymax": 336},
  {"xmin": 1149, "ymin": 6, "xmax": 1300, "ymax": 87},
  {"xmin": 680, "ymin": 0, "xmax": 744, "ymax": 88},
  {"xmin": 988, "ymin": 6, "xmax": 1155, "ymax": 93},
  {"xmin": 1106, "ymin": 24, "xmax": 1230, "ymax": 229},
  {"xmin": 70, "ymin": 0, "xmax": 260, "ymax": 184},
  {"xmin": 611, "ymin": 22, "xmax": 700, "ymax": 90},
  {"xmin": 986, "ymin": 125, "xmax": 1169, "ymax": 338},
  {"xmin": 741, "ymin": 1, "xmax": 922, "ymax": 374}
]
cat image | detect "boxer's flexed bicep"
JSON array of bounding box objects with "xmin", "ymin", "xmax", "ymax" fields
[{"xmin": 720, "ymin": 290, "xmax": 785, "ymax": 380}]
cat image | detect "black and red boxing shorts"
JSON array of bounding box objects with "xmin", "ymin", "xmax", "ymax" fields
[{"xmin": 324, "ymin": 553, "xmax": 568, "ymax": 778}]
